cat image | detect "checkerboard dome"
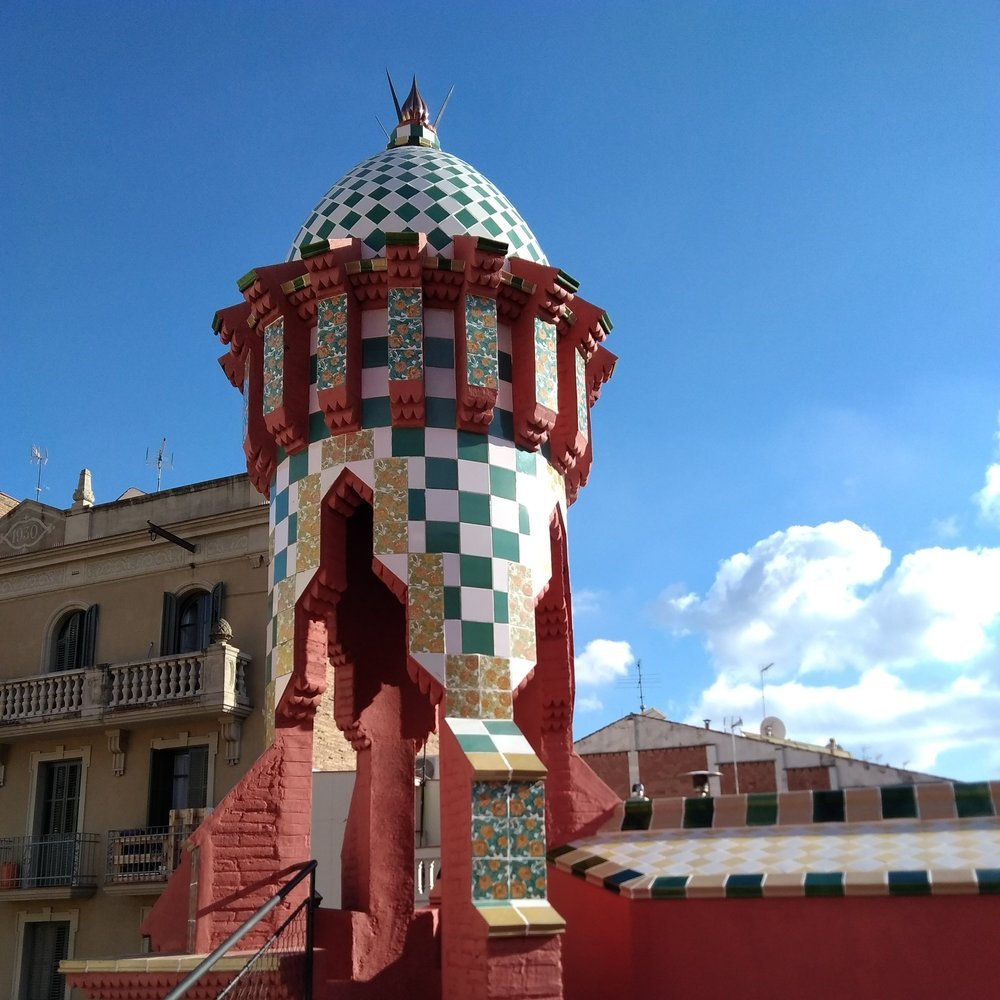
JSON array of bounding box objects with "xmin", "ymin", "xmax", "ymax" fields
[{"xmin": 288, "ymin": 135, "xmax": 547, "ymax": 264}]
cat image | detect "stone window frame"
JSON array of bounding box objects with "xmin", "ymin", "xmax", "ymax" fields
[
  {"xmin": 149, "ymin": 732, "xmax": 219, "ymax": 814},
  {"xmin": 25, "ymin": 746, "xmax": 92, "ymax": 838},
  {"xmin": 10, "ymin": 906, "xmax": 80, "ymax": 1000}
]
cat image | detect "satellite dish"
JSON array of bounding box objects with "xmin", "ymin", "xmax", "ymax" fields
[{"xmin": 760, "ymin": 716, "xmax": 786, "ymax": 740}]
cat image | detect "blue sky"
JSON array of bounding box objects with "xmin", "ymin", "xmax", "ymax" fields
[{"xmin": 3, "ymin": 2, "xmax": 998, "ymax": 779}]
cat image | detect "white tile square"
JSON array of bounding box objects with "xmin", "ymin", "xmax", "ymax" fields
[
  {"xmin": 408, "ymin": 520, "xmax": 426, "ymax": 551},
  {"xmin": 491, "ymin": 497, "xmax": 519, "ymax": 533},
  {"xmin": 426, "ymin": 366, "xmax": 456, "ymax": 400},
  {"xmin": 458, "ymin": 459, "xmax": 490, "ymax": 493},
  {"xmin": 275, "ymin": 463, "xmax": 290, "ymax": 493},
  {"xmin": 493, "ymin": 625, "xmax": 512, "ymax": 660},
  {"xmin": 498, "ymin": 323, "xmax": 512, "ymax": 355},
  {"xmin": 425, "ymin": 308, "xmax": 454, "ymax": 340},
  {"xmin": 408, "ymin": 457, "xmax": 426, "ymax": 489},
  {"xmin": 460, "ymin": 523, "xmax": 493, "ymax": 556},
  {"xmin": 489, "ymin": 441, "xmax": 517, "ymax": 470},
  {"xmin": 362, "ymin": 367, "xmax": 389, "ymax": 396},
  {"xmin": 444, "ymin": 618, "xmax": 463, "ymax": 652},
  {"xmin": 273, "ymin": 518, "xmax": 288, "ymax": 554},
  {"xmin": 372, "ymin": 426, "xmax": 393, "ymax": 457},
  {"xmin": 425, "ymin": 489, "xmax": 458, "ymax": 520},
  {"xmin": 425, "ymin": 427, "xmax": 458, "ymax": 459},
  {"xmin": 461, "ymin": 587, "xmax": 495, "ymax": 622},
  {"xmin": 362, "ymin": 309, "xmax": 387, "ymax": 340},
  {"xmin": 446, "ymin": 717, "xmax": 489, "ymax": 735},
  {"xmin": 441, "ymin": 552, "xmax": 461, "ymax": 585},
  {"xmin": 497, "ymin": 381, "xmax": 513, "ymax": 410}
]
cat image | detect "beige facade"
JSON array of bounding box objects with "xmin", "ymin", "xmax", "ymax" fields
[{"xmin": 0, "ymin": 474, "xmax": 269, "ymax": 999}]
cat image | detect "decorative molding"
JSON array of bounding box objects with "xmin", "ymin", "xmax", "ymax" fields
[
  {"xmin": 219, "ymin": 716, "xmax": 242, "ymax": 765},
  {"xmin": 105, "ymin": 728, "xmax": 129, "ymax": 776}
]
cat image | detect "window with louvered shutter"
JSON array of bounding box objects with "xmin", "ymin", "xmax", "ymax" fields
[{"xmin": 20, "ymin": 919, "xmax": 70, "ymax": 1000}]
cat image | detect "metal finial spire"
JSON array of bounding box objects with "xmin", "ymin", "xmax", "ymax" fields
[{"xmin": 400, "ymin": 76, "xmax": 430, "ymax": 126}]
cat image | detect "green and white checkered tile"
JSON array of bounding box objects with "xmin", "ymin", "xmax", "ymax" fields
[{"xmin": 288, "ymin": 143, "xmax": 547, "ymax": 263}]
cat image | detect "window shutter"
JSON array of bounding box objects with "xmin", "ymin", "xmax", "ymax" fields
[
  {"xmin": 82, "ymin": 604, "xmax": 99, "ymax": 667},
  {"xmin": 210, "ymin": 582, "xmax": 225, "ymax": 629},
  {"xmin": 160, "ymin": 592, "xmax": 178, "ymax": 656},
  {"xmin": 54, "ymin": 613, "xmax": 81, "ymax": 672},
  {"xmin": 188, "ymin": 746, "xmax": 209, "ymax": 809}
]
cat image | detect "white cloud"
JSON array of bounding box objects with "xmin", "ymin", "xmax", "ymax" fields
[
  {"xmin": 576, "ymin": 694, "xmax": 604, "ymax": 712},
  {"xmin": 572, "ymin": 589, "xmax": 601, "ymax": 617},
  {"xmin": 575, "ymin": 639, "xmax": 635, "ymax": 686},
  {"xmin": 975, "ymin": 464, "xmax": 1000, "ymax": 524},
  {"xmin": 973, "ymin": 413, "xmax": 1000, "ymax": 524},
  {"xmin": 658, "ymin": 520, "xmax": 1000, "ymax": 776}
]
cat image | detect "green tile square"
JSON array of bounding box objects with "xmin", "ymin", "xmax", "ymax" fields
[
  {"xmin": 362, "ymin": 396, "xmax": 392, "ymax": 428},
  {"xmin": 408, "ymin": 489, "xmax": 426, "ymax": 520},
  {"xmin": 812, "ymin": 790, "xmax": 845, "ymax": 823},
  {"xmin": 492, "ymin": 529, "xmax": 519, "ymax": 561},
  {"xmin": 343, "ymin": 191, "xmax": 363, "ymax": 208},
  {"xmin": 462, "ymin": 620, "xmax": 494, "ymax": 654},
  {"xmin": 570, "ymin": 855, "xmax": 606, "ymax": 878},
  {"xmin": 880, "ymin": 785, "xmax": 918, "ymax": 820},
  {"xmin": 274, "ymin": 488, "xmax": 289, "ymax": 523},
  {"xmin": 425, "ymin": 336, "xmax": 455, "ymax": 368},
  {"xmin": 286, "ymin": 512, "xmax": 298, "ymax": 544},
  {"xmin": 887, "ymin": 870, "xmax": 931, "ymax": 896},
  {"xmin": 725, "ymin": 874, "xmax": 764, "ymax": 898},
  {"xmin": 426, "ymin": 457, "xmax": 459, "ymax": 489},
  {"xmin": 458, "ymin": 431, "xmax": 489, "ymax": 463},
  {"xmin": 459, "ymin": 491, "xmax": 491, "ymax": 525},
  {"xmin": 289, "ymin": 448, "xmax": 310, "ymax": 483},
  {"xmin": 976, "ymin": 868, "xmax": 1000, "ymax": 894},
  {"xmin": 309, "ymin": 353, "xmax": 318, "ymax": 384},
  {"xmin": 365, "ymin": 230, "xmax": 387, "ymax": 253},
  {"xmin": 494, "ymin": 590, "xmax": 509, "ymax": 623},
  {"xmin": 804, "ymin": 872, "xmax": 843, "ymax": 897},
  {"xmin": 489, "ymin": 408, "xmax": 515, "ymax": 441},
  {"xmin": 363, "ymin": 337, "xmax": 388, "ymax": 367},
  {"xmin": 444, "ymin": 586, "xmax": 462, "ymax": 618},
  {"xmin": 457, "ymin": 733, "xmax": 497, "ymax": 753},
  {"xmin": 317, "ymin": 219, "xmax": 335, "ymax": 239},
  {"xmin": 483, "ymin": 720, "xmax": 521, "ymax": 736},
  {"xmin": 515, "ymin": 449, "xmax": 537, "ymax": 475},
  {"xmin": 460, "ymin": 554, "xmax": 492, "ymax": 588},
  {"xmin": 745, "ymin": 793, "xmax": 778, "ymax": 826},
  {"xmin": 340, "ymin": 209, "xmax": 362, "ymax": 229},
  {"xmin": 392, "ymin": 428, "xmax": 425, "ymax": 456},
  {"xmin": 427, "ymin": 228, "xmax": 450, "ymax": 252},
  {"xmin": 518, "ymin": 504, "xmax": 530, "ymax": 534},
  {"xmin": 425, "ymin": 202, "xmax": 449, "ymax": 224},
  {"xmin": 683, "ymin": 798, "xmax": 714, "ymax": 829},
  {"xmin": 955, "ymin": 781, "xmax": 995, "ymax": 818},
  {"xmin": 426, "ymin": 397, "xmax": 457, "ymax": 428},
  {"xmin": 309, "ymin": 410, "xmax": 329, "ymax": 443},
  {"xmin": 490, "ymin": 466, "xmax": 517, "ymax": 500},
  {"xmin": 396, "ymin": 203, "xmax": 420, "ymax": 223},
  {"xmin": 650, "ymin": 876, "xmax": 688, "ymax": 899},
  {"xmin": 621, "ymin": 800, "xmax": 652, "ymax": 831},
  {"xmin": 603, "ymin": 868, "xmax": 643, "ymax": 894},
  {"xmin": 426, "ymin": 520, "xmax": 460, "ymax": 553}
]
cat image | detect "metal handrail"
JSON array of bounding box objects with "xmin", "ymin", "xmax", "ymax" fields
[{"xmin": 162, "ymin": 859, "xmax": 318, "ymax": 1000}]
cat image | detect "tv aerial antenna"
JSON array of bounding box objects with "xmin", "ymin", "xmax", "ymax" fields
[
  {"xmin": 615, "ymin": 658, "xmax": 660, "ymax": 712},
  {"xmin": 30, "ymin": 445, "xmax": 48, "ymax": 500},
  {"xmin": 146, "ymin": 438, "xmax": 174, "ymax": 492}
]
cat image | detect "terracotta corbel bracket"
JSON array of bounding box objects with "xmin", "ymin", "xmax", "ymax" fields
[
  {"xmin": 238, "ymin": 261, "xmax": 311, "ymax": 454},
  {"xmin": 453, "ymin": 235, "xmax": 507, "ymax": 433},
  {"xmin": 386, "ymin": 232, "xmax": 428, "ymax": 427},
  {"xmin": 293, "ymin": 239, "xmax": 364, "ymax": 436},
  {"xmin": 507, "ymin": 260, "xmax": 579, "ymax": 449},
  {"xmin": 214, "ymin": 301, "xmax": 276, "ymax": 498},
  {"xmin": 564, "ymin": 343, "xmax": 618, "ymax": 502}
]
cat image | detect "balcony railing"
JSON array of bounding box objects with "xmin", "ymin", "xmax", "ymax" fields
[
  {"xmin": 0, "ymin": 833, "xmax": 100, "ymax": 892},
  {"xmin": 106, "ymin": 809, "xmax": 210, "ymax": 886},
  {"xmin": 0, "ymin": 644, "xmax": 250, "ymax": 738}
]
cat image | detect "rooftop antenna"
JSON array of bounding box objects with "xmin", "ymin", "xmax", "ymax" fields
[
  {"xmin": 146, "ymin": 438, "xmax": 174, "ymax": 493},
  {"xmin": 30, "ymin": 445, "xmax": 48, "ymax": 501},
  {"xmin": 615, "ymin": 657, "xmax": 660, "ymax": 713},
  {"xmin": 375, "ymin": 115, "xmax": 391, "ymax": 141},
  {"xmin": 759, "ymin": 661, "xmax": 774, "ymax": 723},
  {"xmin": 433, "ymin": 84, "xmax": 455, "ymax": 129}
]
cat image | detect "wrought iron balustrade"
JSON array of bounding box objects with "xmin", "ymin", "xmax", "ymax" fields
[{"xmin": 0, "ymin": 833, "xmax": 100, "ymax": 890}]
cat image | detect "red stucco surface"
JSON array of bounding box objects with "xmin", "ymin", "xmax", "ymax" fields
[{"xmin": 550, "ymin": 866, "xmax": 998, "ymax": 1000}]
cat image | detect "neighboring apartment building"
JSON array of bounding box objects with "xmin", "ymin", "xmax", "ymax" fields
[
  {"xmin": 0, "ymin": 473, "xmax": 269, "ymax": 1000},
  {"xmin": 576, "ymin": 708, "xmax": 943, "ymax": 797}
]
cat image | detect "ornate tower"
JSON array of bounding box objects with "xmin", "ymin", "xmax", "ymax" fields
[{"xmin": 209, "ymin": 80, "xmax": 619, "ymax": 998}]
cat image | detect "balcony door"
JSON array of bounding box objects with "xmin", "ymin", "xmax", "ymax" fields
[
  {"xmin": 19, "ymin": 920, "xmax": 70, "ymax": 1000},
  {"xmin": 33, "ymin": 760, "xmax": 81, "ymax": 886},
  {"xmin": 148, "ymin": 745, "xmax": 208, "ymax": 828}
]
